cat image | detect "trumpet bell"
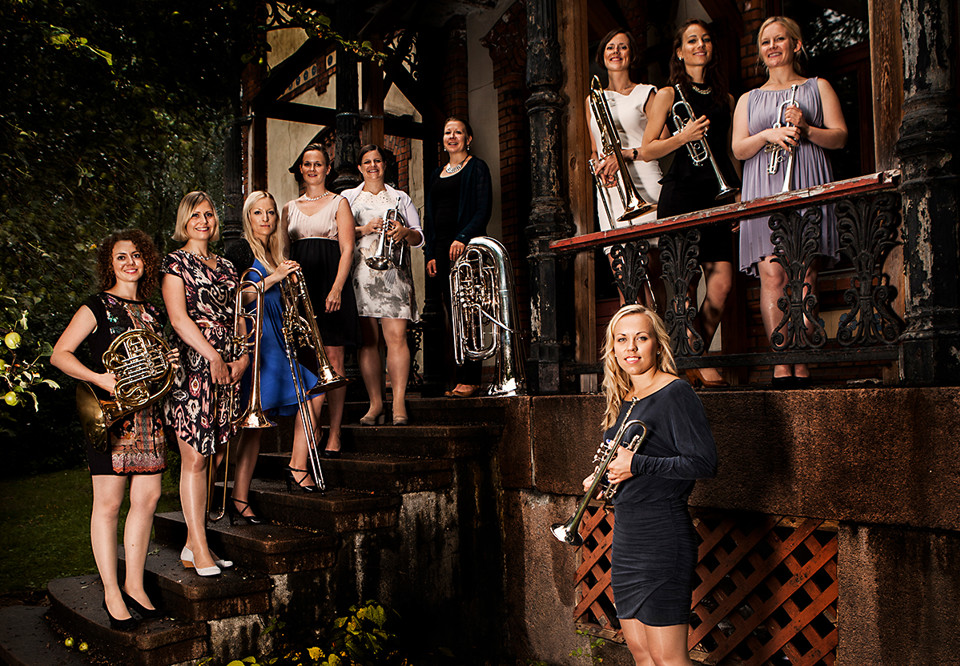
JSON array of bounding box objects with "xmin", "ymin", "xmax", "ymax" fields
[
  {"xmin": 365, "ymin": 255, "xmax": 393, "ymax": 270},
  {"xmin": 551, "ymin": 521, "xmax": 584, "ymax": 547}
]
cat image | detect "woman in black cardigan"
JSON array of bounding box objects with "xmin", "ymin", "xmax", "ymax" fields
[{"xmin": 424, "ymin": 116, "xmax": 493, "ymax": 397}]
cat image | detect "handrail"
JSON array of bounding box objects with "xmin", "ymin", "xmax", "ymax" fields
[{"xmin": 550, "ymin": 170, "xmax": 901, "ymax": 253}]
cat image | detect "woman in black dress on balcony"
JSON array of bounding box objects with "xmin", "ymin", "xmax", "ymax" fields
[
  {"xmin": 584, "ymin": 303, "xmax": 717, "ymax": 665},
  {"xmin": 640, "ymin": 20, "xmax": 741, "ymax": 387}
]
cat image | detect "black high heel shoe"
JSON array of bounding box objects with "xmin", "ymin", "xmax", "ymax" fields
[
  {"xmin": 102, "ymin": 600, "xmax": 139, "ymax": 631},
  {"xmin": 121, "ymin": 589, "xmax": 163, "ymax": 620},
  {"xmin": 285, "ymin": 466, "xmax": 318, "ymax": 493},
  {"xmin": 229, "ymin": 497, "xmax": 263, "ymax": 525}
]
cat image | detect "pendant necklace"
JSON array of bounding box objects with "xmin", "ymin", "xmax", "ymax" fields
[{"xmin": 444, "ymin": 156, "xmax": 468, "ymax": 175}]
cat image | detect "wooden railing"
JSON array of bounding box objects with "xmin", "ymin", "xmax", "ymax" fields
[{"xmin": 549, "ymin": 171, "xmax": 904, "ymax": 376}]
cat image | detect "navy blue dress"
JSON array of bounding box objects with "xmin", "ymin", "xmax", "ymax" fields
[{"xmin": 607, "ymin": 379, "xmax": 717, "ymax": 626}]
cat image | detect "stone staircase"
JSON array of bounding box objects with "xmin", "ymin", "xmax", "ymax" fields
[{"xmin": 0, "ymin": 397, "xmax": 506, "ymax": 666}]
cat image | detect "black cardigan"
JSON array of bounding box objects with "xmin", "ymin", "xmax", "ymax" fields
[{"xmin": 422, "ymin": 157, "xmax": 493, "ymax": 262}]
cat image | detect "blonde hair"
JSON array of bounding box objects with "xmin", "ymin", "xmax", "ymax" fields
[
  {"xmin": 600, "ymin": 304, "xmax": 677, "ymax": 430},
  {"xmin": 172, "ymin": 191, "xmax": 220, "ymax": 242},
  {"xmin": 241, "ymin": 191, "xmax": 283, "ymax": 272},
  {"xmin": 757, "ymin": 16, "xmax": 805, "ymax": 75}
]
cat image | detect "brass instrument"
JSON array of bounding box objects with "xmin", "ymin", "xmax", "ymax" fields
[
  {"xmin": 365, "ymin": 196, "xmax": 408, "ymax": 271},
  {"xmin": 589, "ymin": 76, "xmax": 655, "ymax": 223},
  {"xmin": 550, "ymin": 400, "xmax": 648, "ymax": 546},
  {"xmin": 670, "ymin": 84, "xmax": 738, "ymax": 200},
  {"xmin": 450, "ymin": 237, "xmax": 525, "ymax": 396},
  {"xmin": 279, "ymin": 268, "xmax": 350, "ymax": 491},
  {"xmin": 76, "ymin": 328, "xmax": 174, "ymax": 452},
  {"xmin": 764, "ymin": 83, "xmax": 800, "ymax": 194},
  {"xmin": 208, "ymin": 268, "xmax": 276, "ymax": 522}
]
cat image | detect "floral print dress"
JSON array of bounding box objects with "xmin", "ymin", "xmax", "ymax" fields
[{"xmin": 162, "ymin": 250, "xmax": 239, "ymax": 457}]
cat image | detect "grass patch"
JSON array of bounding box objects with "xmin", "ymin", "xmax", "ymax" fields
[{"xmin": 0, "ymin": 468, "xmax": 180, "ymax": 595}]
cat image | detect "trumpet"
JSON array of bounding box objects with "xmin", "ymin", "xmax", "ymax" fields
[
  {"xmin": 76, "ymin": 328, "xmax": 174, "ymax": 452},
  {"xmin": 366, "ymin": 196, "xmax": 408, "ymax": 271},
  {"xmin": 550, "ymin": 401, "xmax": 648, "ymax": 546},
  {"xmin": 764, "ymin": 83, "xmax": 800, "ymax": 193},
  {"xmin": 671, "ymin": 84, "xmax": 738, "ymax": 200},
  {"xmin": 208, "ymin": 267, "xmax": 276, "ymax": 522},
  {"xmin": 589, "ymin": 76, "xmax": 655, "ymax": 223},
  {"xmin": 279, "ymin": 268, "xmax": 350, "ymax": 491}
]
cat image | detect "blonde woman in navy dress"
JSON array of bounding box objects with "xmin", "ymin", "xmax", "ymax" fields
[
  {"xmin": 342, "ymin": 144, "xmax": 423, "ymax": 426},
  {"xmin": 52, "ymin": 230, "xmax": 174, "ymax": 628},
  {"xmin": 586, "ymin": 29, "xmax": 663, "ymax": 305},
  {"xmin": 280, "ymin": 144, "xmax": 358, "ymax": 457},
  {"xmin": 584, "ymin": 303, "xmax": 717, "ymax": 665},
  {"xmin": 163, "ymin": 191, "xmax": 246, "ymax": 577},
  {"xmin": 732, "ymin": 16, "xmax": 847, "ymax": 387}
]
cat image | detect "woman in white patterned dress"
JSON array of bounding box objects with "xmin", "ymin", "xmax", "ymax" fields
[{"xmin": 342, "ymin": 144, "xmax": 423, "ymax": 425}]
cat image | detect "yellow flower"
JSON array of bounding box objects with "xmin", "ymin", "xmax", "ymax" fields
[{"xmin": 307, "ymin": 647, "xmax": 323, "ymax": 661}]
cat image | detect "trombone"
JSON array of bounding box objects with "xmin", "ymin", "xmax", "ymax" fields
[
  {"xmin": 279, "ymin": 268, "xmax": 349, "ymax": 491},
  {"xmin": 670, "ymin": 84, "xmax": 738, "ymax": 200},
  {"xmin": 207, "ymin": 268, "xmax": 276, "ymax": 522}
]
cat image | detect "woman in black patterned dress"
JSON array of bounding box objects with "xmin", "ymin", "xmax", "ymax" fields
[
  {"xmin": 162, "ymin": 191, "xmax": 248, "ymax": 577},
  {"xmin": 52, "ymin": 229, "xmax": 174, "ymax": 629}
]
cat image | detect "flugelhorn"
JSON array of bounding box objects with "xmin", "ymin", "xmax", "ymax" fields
[
  {"xmin": 365, "ymin": 196, "xmax": 407, "ymax": 271},
  {"xmin": 76, "ymin": 328, "xmax": 174, "ymax": 452},
  {"xmin": 208, "ymin": 267, "xmax": 276, "ymax": 522},
  {"xmin": 764, "ymin": 83, "xmax": 800, "ymax": 194},
  {"xmin": 550, "ymin": 400, "xmax": 648, "ymax": 546},
  {"xmin": 670, "ymin": 84, "xmax": 738, "ymax": 200},
  {"xmin": 589, "ymin": 76, "xmax": 655, "ymax": 223},
  {"xmin": 450, "ymin": 237, "xmax": 525, "ymax": 396},
  {"xmin": 279, "ymin": 268, "xmax": 350, "ymax": 491}
]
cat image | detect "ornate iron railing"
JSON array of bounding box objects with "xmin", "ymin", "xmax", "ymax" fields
[{"xmin": 550, "ymin": 171, "xmax": 903, "ymax": 373}]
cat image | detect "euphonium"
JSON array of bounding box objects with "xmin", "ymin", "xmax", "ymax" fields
[
  {"xmin": 76, "ymin": 328, "xmax": 174, "ymax": 452},
  {"xmin": 670, "ymin": 84, "xmax": 738, "ymax": 200},
  {"xmin": 550, "ymin": 400, "xmax": 648, "ymax": 546},
  {"xmin": 764, "ymin": 83, "xmax": 800, "ymax": 194},
  {"xmin": 589, "ymin": 76, "xmax": 655, "ymax": 223},
  {"xmin": 208, "ymin": 267, "xmax": 276, "ymax": 522},
  {"xmin": 365, "ymin": 196, "xmax": 407, "ymax": 271},
  {"xmin": 279, "ymin": 268, "xmax": 349, "ymax": 491},
  {"xmin": 450, "ymin": 237, "xmax": 525, "ymax": 396}
]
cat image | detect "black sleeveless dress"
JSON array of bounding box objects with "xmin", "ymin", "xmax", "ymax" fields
[{"xmin": 658, "ymin": 84, "xmax": 740, "ymax": 263}]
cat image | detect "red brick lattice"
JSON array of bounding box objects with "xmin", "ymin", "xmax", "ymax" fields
[{"xmin": 574, "ymin": 508, "xmax": 838, "ymax": 665}]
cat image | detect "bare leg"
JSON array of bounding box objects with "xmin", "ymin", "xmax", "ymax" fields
[
  {"xmin": 231, "ymin": 429, "xmax": 262, "ymax": 516},
  {"xmin": 641, "ymin": 623, "xmax": 694, "ymax": 666},
  {"xmin": 290, "ymin": 397, "xmax": 321, "ymax": 488},
  {"xmin": 323, "ymin": 345, "xmax": 346, "ymax": 454},
  {"xmin": 177, "ymin": 437, "xmax": 216, "ymax": 570},
  {"xmin": 381, "ymin": 318, "xmax": 410, "ymax": 421},
  {"xmin": 91, "ymin": 474, "xmax": 131, "ymax": 620},
  {"xmin": 122, "ymin": 473, "xmax": 162, "ymax": 610},
  {"xmin": 358, "ymin": 317, "xmax": 384, "ymax": 421},
  {"xmin": 758, "ymin": 256, "xmax": 792, "ymax": 379},
  {"xmin": 620, "ymin": 618, "xmax": 654, "ymax": 666},
  {"xmin": 692, "ymin": 260, "xmax": 733, "ymax": 384}
]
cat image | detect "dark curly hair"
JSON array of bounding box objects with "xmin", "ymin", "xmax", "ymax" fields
[
  {"xmin": 95, "ymin": 229, "xmax": 161, "ymax": 299},
  {"xmin": 668, "ymin": 19, "xmax": 729, "ymax": 108}
]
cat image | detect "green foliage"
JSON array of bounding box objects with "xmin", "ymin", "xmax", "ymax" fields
[
  {"xmin": 0, "ymin": 292, "xmax": 60, "ymax": 419},
  {"xmin": 570, "ymin": 630, "xmax": 605, "ymax": 664}
]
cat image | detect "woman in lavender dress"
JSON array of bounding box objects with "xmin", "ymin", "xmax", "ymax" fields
[{"xmin": 732, "ymin": 16, "xmax": 847, "ymax": 386}]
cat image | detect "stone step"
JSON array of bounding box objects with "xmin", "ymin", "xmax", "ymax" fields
[
  {"xmin": 339, "ymin": 423, "xmax": 502, "ymax": 458},
  {"xmin": 117, "ymin": 544, "xmax": 273, "ymax": 623},
  {"xmin": 46, "ymin": 575, "xmax": 207, "ymax": 666},
  {"xmin": 0, "ymin": 605, "xmax": 90, "ymax": 666},
  {"xmin": 152, "ymin": 511, "xmax": 337, "ymax": 575},
  {"xmin": 257, "ymin": 451, "xmax": 454, "ymax": 493},
  {"xmin": 248, "ymin": 480, "xmax": 402, "ymax": 533}
]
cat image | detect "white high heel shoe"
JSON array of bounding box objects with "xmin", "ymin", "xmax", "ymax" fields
[{"xmin": 180, "ymin": 546, "xmax": 221, "ymax": 577}]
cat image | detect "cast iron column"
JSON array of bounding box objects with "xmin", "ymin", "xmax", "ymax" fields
[
  {"xmin": 895, "ymin": 0, "xmax": 960, "ymax": 384},
  {"xmin": 526, "ymin": 0, "xmax": 573, "ymax": 394},
  {"xmin": 332, "ymin": 3, "xmax": 361, "ymax": 192}
]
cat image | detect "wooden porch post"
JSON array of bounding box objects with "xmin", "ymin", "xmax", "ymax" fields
[
  {"xmin": 895, "ymin": 0, "xmax": 960, "ymax": 384},
  {"xmin": 526, "ymin": 0, "xmax": 574, "ymax": 394}
]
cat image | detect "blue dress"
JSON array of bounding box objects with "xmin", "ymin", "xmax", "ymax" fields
[
  {"xmin": 241, "ymin": 259, "xmax": 319, "ymax": 416},
  {"xmin": 607, "ymin": 380, "xmax": 717, "ymax": 626}
]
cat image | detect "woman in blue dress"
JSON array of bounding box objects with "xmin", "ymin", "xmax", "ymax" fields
[
  {"xmin": 583, "ymin": 303, "xmax": 717, "ymax": 665},
  {"xmin": 732, "ymin": 16, "xmax": 847, "ymax": 387},
  {"xmin": 230, "ymin": 191, "xmax": 325, "ymax": 523}
]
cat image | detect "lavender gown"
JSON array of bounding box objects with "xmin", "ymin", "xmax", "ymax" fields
[{"xmin": 738, "ymin": 77, "xmax": 840, "ymax": 277}]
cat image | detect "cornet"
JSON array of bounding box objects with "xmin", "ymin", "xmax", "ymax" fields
[
  {"xmin": 366, "ymin": 197, "xmax": 407, "ymax": 271},
  {"xmin": 764, "ymin": 83, "xmax": 800, "ymax": 194},
  {"xmin": 589, "ymin": 76, "xmax": 655, "ymax": 223},
  {"xmin": 670, "ymin": 84, "xmax": 738, "ymax": 200}
]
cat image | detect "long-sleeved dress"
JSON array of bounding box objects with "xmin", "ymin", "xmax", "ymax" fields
[{"xmin": 606, "ymin": 379, "xmax": 717, "ymax": 626}]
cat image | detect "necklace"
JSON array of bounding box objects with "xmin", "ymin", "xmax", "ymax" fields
[
  {"xmin": 302, "ymin": 191, "xmax": 332, "ymax": 202},
  {"xmin": 444, "ymin": 156, "xmax": 468, "ymax": 175},
  {"xmin": 188, "ymin": 250, "xmax": 212, "ymax": 261},
  {"xmin": 690, "ymin": 81, "xmax": 713, "ymax": 95}
]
